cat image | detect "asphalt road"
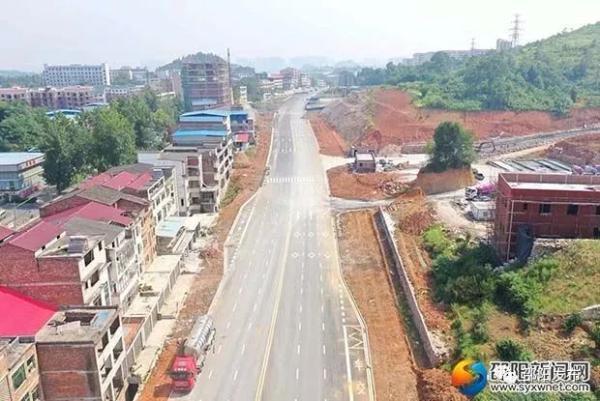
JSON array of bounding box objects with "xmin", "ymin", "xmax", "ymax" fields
[{"xmin": 179, "ymin": 95, "xmax": 373, "ymax": 401}]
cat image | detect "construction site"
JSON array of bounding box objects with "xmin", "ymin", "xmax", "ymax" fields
[{"xmin": 320, "ymin": 87, "xmax": 600, "ymax": 399}]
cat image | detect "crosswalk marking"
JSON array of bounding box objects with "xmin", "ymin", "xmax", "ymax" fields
[{"xmin": 265, "ymin": 176, "xmax": 317, "ymax": 184}]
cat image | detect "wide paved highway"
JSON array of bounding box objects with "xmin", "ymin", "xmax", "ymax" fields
[{"xmin": 180, "ymin": 95, "xmax": 372, "ymax": 401}]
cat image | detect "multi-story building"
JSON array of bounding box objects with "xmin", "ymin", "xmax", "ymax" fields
[
  {"xmin": 0, "ymin": 88, "xmax": 29, "ymax": 103},
  {"xmin": 104, "ymin": 86, "xmax": 145, "ymax": 103},
  {"xmin": 0, "ymin": 339, "xmax": 42, "ymax": 401},
  {"xmin": 181, "ymin": 54, "xmax": 232, "ymax": 112},
  {"xmin": 0, "ymin": 219, "xmax": 115, "ymax": 307},
  {"xmin": 42, "ymin": 64, "xmax": 111, "ymax": 87},
  {"xmin": 280, "ymin": 67, "xmax": 301, "ymax": 90},
  {"xmin": 36, "ymin": 306, "xmax": 127, "ymax": 401},
  {"xmin": 267, "ymin": 74, "xmax": 284, "ymax": 91},
  {"xmin": 0, "ymin": 153, "xmax": 45, "ymax": 201},
  {"xmin": 80, "ymin": 163, "xmax": 178, "ymax": 225},
  {"xmin": 109, "ymin": 67, "xmax": 148, "ymax": 84},
  {"xmin": 300, "ymin": 74, "xmax": 312, "ymax": 88},
  {"xmin": 238, "ymin": 86, "xmax": 248, "ymax": 104},
  {"xmin": 40, "ymin": 185, "xmax": 156, "ymax": 269},
  {"xmin": 494, "ymin": 173, "xmax": 600, "ymax": 261}
]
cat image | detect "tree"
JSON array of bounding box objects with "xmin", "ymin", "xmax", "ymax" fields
[
  {"xmin": 0, "ymin": 102, "xmax": 47, "ymax": 151},
  {"xmin": 84, "ymin": 108, "xmax": 136, "ymax": 172},
  {"xmin": 495, "ymin": 338, "xmax": 533, "ymax": 361},
  {"xmin": 428, "ymin": 121, "xmax": 476, "ymax": 172},
  {"xmin": 40, "ymin": 116, "xmax": 89, "ymax": 193}
]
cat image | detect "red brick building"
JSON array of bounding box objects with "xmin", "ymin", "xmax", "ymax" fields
[{"xmin": 494, "ymin": 173, "xmax": 600, "ymax": 261}]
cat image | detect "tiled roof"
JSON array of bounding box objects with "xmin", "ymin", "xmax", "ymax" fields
[
  {"xmin": 43, "ymin": 201, "xmax": 133, "ymax": 227},
  {"xmin": 63, "ymin": 217, "xmax": 123, "ymax": 243},
  {"xmin": 8, "ymin": 221, "xmax": 63, "ymax": 252},
  {"xmin": 0, "ymin": 286, "xmax": 57, "ymax": 337},
  {"xmin": 79, "ymin": 185, "xmax": 148, "ymax": 206}
]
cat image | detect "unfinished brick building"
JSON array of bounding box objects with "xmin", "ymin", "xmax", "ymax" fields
[{"xmin": 494, "ymin": 172, "xmax": 600, "ymax": 261}]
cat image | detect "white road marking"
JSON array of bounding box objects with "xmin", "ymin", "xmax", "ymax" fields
[
  {"xmin": 342, "ymin": 326, "xmax": 355, "ymax": 401},
  {"xmin": 299, "ymin": 305, "xmax": 303, "ymax": 313},
  {"xmin": 208, "ymin": 369, "xmax": 213, "ymax": 380},
  {"xmin": 298, "ymin": 322, "xmax": 302, "ymax": 332},
  {"xmin": 233, "ymin": 369, "xmax": 239, "ymax": 381},
  {"xmin": 300, "ymin": 287, "xmax": 303, "ymax": 295},
  {"xmin": 253, "ymin": 303, "xmax": 258, "ymax": 312},
  {"xmin": 323, "ymin": 345, "xmax": 327, "ymax": 355},
  {"xmin": 232, "ymin": 302, "xmax": 238, "ymax": 312},
  {"xmin": 296, "ymin": 368, "xmax": 300, "ymax": 380},
  {"xmin": 248, "ymin": 321, "xmax": 253, "ymax": 330},
  {"xmin": 320, "ymin": 288, "xmax": 324, "ymax": 295},
  {"xmin": 321, "ymin": 304, "xmax": 324, "ymax": 313},
  {"xmin": 322, "ymin": 322, "xmax": 325, "ymax": 331},
  {"xmin": 242, "ymin": 344, "xmax": 246, "ymax": 355},
  {"xmin": 297, "ymin": 344, "xmax": 301, "ymax": 354},
  {"xmin": 217, "ymin": 344, "xmax": 222, "ymax": 354},
  {"xmin": 323, "ymin": 368, "xmax": 327, "ymax": 380},
  {"xmin": 238, "ymin": 287, "xmax": 243, "ymax": 295},
  {"xmin": 226, "ymin": 321, "xmax": 231, "ymax": 329}
]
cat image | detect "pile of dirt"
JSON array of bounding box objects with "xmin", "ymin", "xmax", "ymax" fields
[
  {"xmin": 308, "ymin": 114, "xmax": 349, "ymax": 157},
  {"xmin": 417, "ymin": 369, "xmax": 467, "ymax": 401},
  {"xmin": 327, "ymin": 164, "xmax": 411, "ymax": 200},
  {"xmin": 337, "ymin": 210, "xmax": 420, "ymax": 401},
  {"xmin": 320, "ymin": 87, "xmax": 600, "ymax": 151},
  {"xmin": 546, "ymin": 131, "xmax": 600, "ymax": 165},
  {"xmin": 413, "ymin": 167, "xmax": 475, "ymax": 195},
  {"xmin": 386, "ymin": 188, "xmax": 434, "ymax": 236}
]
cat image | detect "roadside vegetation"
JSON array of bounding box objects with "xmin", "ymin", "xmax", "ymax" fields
[
  {"xmin": 357, "ymin": 22, "xmax": 600, "ymax": 114},
  {"xmin": 422, "ymin": 226, "xmax": 600, "ymax": 399},
  {"xmin": 0, "ymin": 90, "xmax": 181, "ymax": 193}
]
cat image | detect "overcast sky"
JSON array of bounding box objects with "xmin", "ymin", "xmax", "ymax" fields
[{"xmin": 1, "ymin": 0, "xmax": 599, "ymax": 71}]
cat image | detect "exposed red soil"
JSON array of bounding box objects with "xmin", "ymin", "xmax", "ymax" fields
[
  {"xmin": 138, "ymin": 112, "xmax": 273, "ymax": 401},
  {"xmin": 327, "ymin": 164, "xmax": 412, "ymax": 200},
  {"xmin": 547, "ymin": 131, "xmax": 600, "ymax": 165},
  {"xmin": 338, "ymin": 210, "xmax": 420, "ymax": 401},
  {"xmin": 328, "ymin": 88, "xmax": 600, "ymax": 151},
  {"xmin": 308, "ymin": 114, "xmax": 349, "ymax": 156},
  {"xmin": 386, "ymin": 190, "xmax": 450, "ymax": 333},
  {"xmin": 413, "ymin": 167, "xmax": 475, "ymax": 195}
]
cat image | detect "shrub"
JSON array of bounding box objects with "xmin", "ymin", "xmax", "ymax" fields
[
  {"xmin": 495, "ymin": 338, "xmax": 533, "ymax": 361},
  {"xmin": 563, "ymin": 313, "xmax": 583, "ymax": 334},
  {"xmin": 422, "ymin": 226, "xmax": 452, "ymax": 257},
  {"xmin": 495, "ymin": 272, "xmax": 540, "ymax": 318}
]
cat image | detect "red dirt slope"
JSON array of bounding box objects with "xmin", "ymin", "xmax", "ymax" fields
[{"xmin": 356, "ymin": 88, "xmax": 600, "ymax": 149}]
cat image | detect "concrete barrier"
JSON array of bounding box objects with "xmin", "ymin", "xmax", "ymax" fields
[{"xmin": 375, "ymin": 207, "xmax": 443, "ymax": 366}]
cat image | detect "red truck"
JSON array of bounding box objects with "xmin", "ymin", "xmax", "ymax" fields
[{"xmin": 170, "ymin": 315, "xmax": 215, "ymax": 392}]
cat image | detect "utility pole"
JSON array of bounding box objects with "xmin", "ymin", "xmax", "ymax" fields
[
  {"xmin": 510, "ymin": 14, "xmax": 522, "ymax": 48},
  {"xmin": 227, "ymin": 48, "xmax": 234, "ymax": 105},
  {"xmin": 470, "ymin": 38, "xmax": 476, "ymax": 55}
]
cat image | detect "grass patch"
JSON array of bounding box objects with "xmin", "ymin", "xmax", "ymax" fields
[
  {"xmin": 220, "ymin": 179, "xmax": 241, "ymax": 208},
  {"xmin": 536, "ymin": 240, "xmax": 600, "ymax": 314}
]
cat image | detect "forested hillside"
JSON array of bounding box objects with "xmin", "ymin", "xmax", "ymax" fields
[{"xmin": 357, "ymin": 22, "xmax": 600, "ymax": 114}]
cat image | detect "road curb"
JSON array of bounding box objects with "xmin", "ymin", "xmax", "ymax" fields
[{"xmin": 331, "ymin": 214, "xmax": 377, "ymax": 401}]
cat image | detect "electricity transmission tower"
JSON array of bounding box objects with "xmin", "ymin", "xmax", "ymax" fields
[{"xmin": 510, "ymin": 14, "xmax": 522, "ymax": 48}]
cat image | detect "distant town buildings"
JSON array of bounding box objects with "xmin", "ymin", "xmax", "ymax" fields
[
  {"xmin": 0, "ymin": 152, "xmax": 45, "ymax": 201},
  {"xmin": 109, "ymin": 67, "xmax": 149, "ymax": 84},
  {"xmin": 181, "ymin": 54, "xmax": 232, "ymax": 112},
  {"xmin": 496, "ymin": 38, "xmax": 513, "ymax": 51},
  {"xmin": 42, "ymin": 64, "xmax": 111, "ymax": 87},
  {"xmin": 0, "ymin": 86, "xmax": 101, "ymax": 110},
  {"xmin": 494, "ymin": 173, "xmax": 600, "ymax": 261}
]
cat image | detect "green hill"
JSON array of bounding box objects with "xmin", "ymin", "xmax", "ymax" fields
[{"xmin": 359, "ymin": 21, "xmax": 600, "ymax": 113}]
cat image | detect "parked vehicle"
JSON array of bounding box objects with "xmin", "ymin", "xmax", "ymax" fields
[
  {"xmin": 170, "ymin": 315, "xmax": 216, "ymax": 392},
  {"xmin": 465, "ymin": 182, "xmax": 496, "ymax": 200}
]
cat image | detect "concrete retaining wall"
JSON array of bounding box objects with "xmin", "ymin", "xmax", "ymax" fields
[{"xmin": 375, "ymin": 207, "xmax": 442, "ymax": 366}]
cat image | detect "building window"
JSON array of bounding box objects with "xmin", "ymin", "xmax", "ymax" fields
[
  {"xmin": 522, "ymin": 203, "xmax": 528, "ymax": 211},
  {"xmin": 539, "ymin": 204, "xmax": 551, "ymax": 214},
  {"xmin": 567, "ymin": 204, "xmax": 579, "ymax": 216},
  {"xmin": 596, "ymin": 206, "xmax": 600, "ymax": 215},
  {"xmin": 26, "ymin": 356, "xmax": 36, "ymax": 372},
  {"xmin": 11, "ymin": 364, "xmax": 26, "ymax": 390},
  {"xmin": 594, "ymin": 228, "xmax": 600, "ymax": 239},
  {"xmin": 98, "ymin": 242, "xmax": 103, "ymax": 251}
]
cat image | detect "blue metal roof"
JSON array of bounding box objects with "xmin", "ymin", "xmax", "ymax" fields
[
  {"xmin": 173, "ymin": 130, "xmax": 228, "ymax": 138},
  {"xmin": 180, "ymin": 108, "xmax": 249, "ymax": 119},
  {"xmin": 179, "ymin": 115, "xmax": 226, "ymax": 123},
  {"xmin": 46, "ymin": 109, "xmax": 82, "ymax": 116},
  {"xmin": 0, "ymin": 152, "xmax": 44, "ymax": 166}
]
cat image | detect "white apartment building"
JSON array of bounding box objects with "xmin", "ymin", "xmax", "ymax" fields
[{"xmin": 42, "ymin": 63, "xmax": 111, "ymax": 87}]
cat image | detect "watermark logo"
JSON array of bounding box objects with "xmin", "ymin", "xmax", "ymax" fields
[
  {"xmin": 451, "ymin": 359, "xmax": 488, "ymax": 397},
  {"xmin": 488, "ymin": 361, "xmax": 591, "ymax": 394}
]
